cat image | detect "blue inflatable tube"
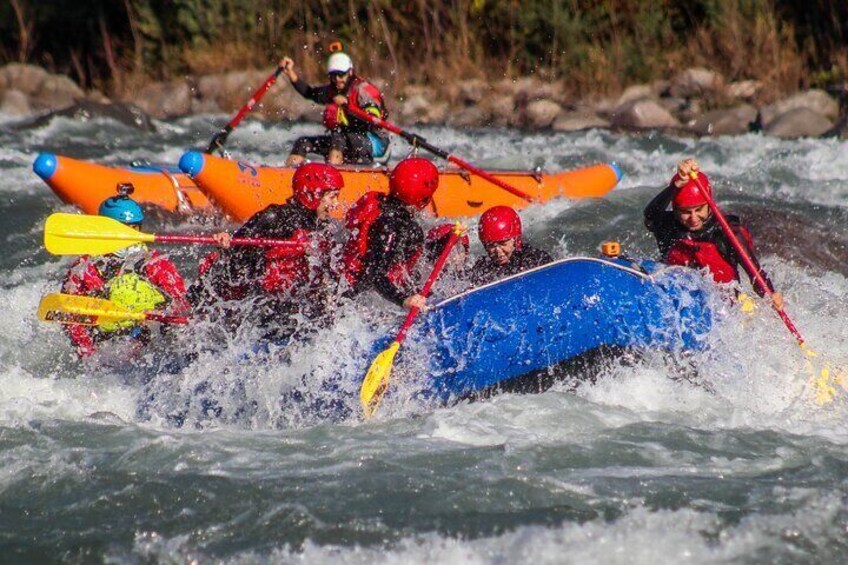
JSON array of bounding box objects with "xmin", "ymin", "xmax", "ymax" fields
[{"xmin": 380, "ymin": 257, "xmax": 713, "ymax": 404}]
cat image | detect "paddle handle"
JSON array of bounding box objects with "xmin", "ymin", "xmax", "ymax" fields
[
  {"xmin": 394, "ymin": 227, "xmax": 464, "ymax": 344},
  {"xmin": 692, "ymin": 175, "xmax": 805, "ymax": 345},
  {"xmin": 153, "ymin": 234, "xmax": 304, "ymax": 251},
  {"xmin": 206, "ymin": 63, "xmax": 285, "ymax": 153},
  {"xmin": 344, "ymin": 105, "xmax": 534, "ymax": 202}
]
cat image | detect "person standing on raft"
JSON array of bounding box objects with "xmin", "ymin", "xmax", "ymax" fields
[
  {"xmin": 279, "ymin": 45, "xmax": 390, "ymax": 166},
  {"xmin": 469, "ymin": 206, "xmax": 553, "ymax": 287},
  {"xmin": 61, "ymin": 184, "xmax": 189, "ymax": 358},
  {"xmin": 644, "ymin": 158, "xmax": 784, "ymax": 310}
]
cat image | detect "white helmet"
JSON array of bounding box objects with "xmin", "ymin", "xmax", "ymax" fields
[{"xmin": 327, "ymin": 52, "xmax": 353, "ymax": 74}]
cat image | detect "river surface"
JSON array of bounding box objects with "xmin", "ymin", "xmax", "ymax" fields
[{"xmin": 0, "ymin": 112, "xmax": 847, "ymax": 563}]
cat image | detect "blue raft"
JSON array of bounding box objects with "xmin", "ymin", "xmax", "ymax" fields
[{"xmin": 379, "ymin": 256, "xmax": 713, "ymax": 405}]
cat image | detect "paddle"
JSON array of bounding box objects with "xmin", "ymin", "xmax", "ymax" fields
[
  {"xmin": 360, "ymin": 223, "xmax": 466, "ymax": 417},
  {"xmin": 44, "ymin": 213, "xmax": 305, "ymax": 256},
  {"xmin": 206, "ymin": 61, "xmax": 286, "ymax": 154},
  {"xmin": 691, "ymin": 174, "xmax": 844, "ymax": 403},
  {"xmin": 343, "ymin": 105, "xmax": 534, "ymax": 203},
  {"xmin": 38, "ymin": 293, "xmax": 188, "ymax": 327}
]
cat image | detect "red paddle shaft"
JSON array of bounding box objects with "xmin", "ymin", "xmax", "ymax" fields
[
  {"xmin": 344, "ymin": 105, "xmax": 534, "ymax": 202},
  {"xmin": 395, "ymin": 228, "xmax": 464, "ymax": 344},
  {"xmin": 206, "ymin": 63, "xmax": 286, "ymax": 153},
  {"xmin": 692, "ymin": 175, "xmax": 804, "ymax": 344}
]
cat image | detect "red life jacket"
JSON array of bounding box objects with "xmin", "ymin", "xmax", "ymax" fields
[
  {"xmin": 664, "ymin": 239, "xmax": 739, "ymax": 284},
  {"xmin": 342, "ymin": 192, "xmax": 384, "ymax": 285},
  {"xmin": 260, "ymin": 229, "xmax": 312, "ymax": 293},
  {"xmin": 347, "ymin": 77, "xmax": 385, "ymax": 115}
]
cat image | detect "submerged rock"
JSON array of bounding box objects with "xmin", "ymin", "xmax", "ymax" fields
[{"xmin": 12, "ymin": 100, "xmax": 156, "ymax": 132}]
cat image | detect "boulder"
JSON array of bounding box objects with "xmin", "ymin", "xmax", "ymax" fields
[
  {"xmin": 765, "ymin": 107, "xmax": 834, "ymax": 138},
  {"xmin": 611, "ymin": 98, "xmax": 680, "ymax": 129},
  {"xmin": 615, "ymin": 84, "xmax": 653, "ymax": 107},
  {"xmin": 0, "ymin": 89, "xmax": 31, "ymax": 115},
  {"xmin": 398, "ymin": 91, "xmax": 449, "ymax": 124},
  {"xmin": 265, "ymin": 88, "xmax": 317, "ymax": 121},
  {"xmin": 669, "ymin": 67, "xmax": 723, "ymax": 98},
  {"xmin": 524, "ymin": 99, "xmax": 562, "ymax": 129},
  {"xmin": 688, "ymin": 104, "xmax": 758, "ymax": 136},
  {"xmin": 131, "ymin": 80, "xmax": 192, "ymax": 119},
  {"xmin": 457, "ymin": 78, "xmax": 488, "ymax": 105},
  {"xmin": 32, "ymin": 74, "xmax": 84, "ymax": 110},
  {"xmin": 552, "ymin": 111, "xmax": 610, "ymax": 131},
  {"xmin": 759, "ymin": 89, "xmax": 840, "ymax": 127},
  {"xmin": 446, "ymin": 106, "xmax": 489, "ymax": 128},
  {"xmin": 483, "ymin": 94, "xmax": 518, "ymax": 127},
  {"xmin": 1, "ymin": 63, "xmax": 48, "ymax": 95},
  {"xmin": 724, "ymin": 80, "xmax": 762, "ymax": 102}
]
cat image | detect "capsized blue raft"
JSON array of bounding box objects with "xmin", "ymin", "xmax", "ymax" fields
[{"xmin": 379, "ymin": 256, "xmax": 713, "ymax": 405}]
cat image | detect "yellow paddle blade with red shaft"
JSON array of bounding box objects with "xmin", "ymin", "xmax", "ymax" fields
[
  {"xmin": 37, "ymin": 293, "xmax": 147, "ymax": 327},
  {"xmin": 44, "ymin": 213, "xmax": 154, "ymax": 256},
  {"xmin": 360, "ymin": 341, "xmax": 400, "ymax": 418}
]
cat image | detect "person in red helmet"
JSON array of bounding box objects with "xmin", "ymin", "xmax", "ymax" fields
[
  {"xmin": 280, "ymin": 50, "xmax": 389, "ymax": 166},
  {"xmin": 644, "ymin": 158, "xmax": 784, "ymax": 309},
  {"xmin": 470, "ymin": 205, "xmax": 552, "ymax": 287},
  {"xmin": 192, "ymin": 163, "xmax": 344, "ymax": 340},
  {"xmin": 342, "ymin": 157, "xmax": 440, "ymax": 309}
]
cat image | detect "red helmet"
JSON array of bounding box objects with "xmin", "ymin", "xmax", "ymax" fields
[
  {"xmin": 672, "ymin": 171, "xmax": 712, "ymax": 208},
  {"xmin": 389, "ymin": 158, "xmax": 439, "ymax": 209},
  {"xmin": 478, "ymin": 206, "xmax": 522, "ymax": 244},
  {"xmin": 292, "ymin": 163, "xmax": 344, "ymax": 210}
]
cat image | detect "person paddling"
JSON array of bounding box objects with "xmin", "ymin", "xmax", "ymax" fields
[
  {"xmin": 60, "ymin": 184, "xmax": 189, "ymax": 358},
  {"xmin": 469, "ymin": 206, "xmax": 553, "ymax": 287},
  {"xmin": 280, "ymin": 46, "xmax": 389, "ymax": 166},
  {"xmin": 342, "ymin": 157, "xmax": 440, "ymax": 310},
  {"xmin": 193, "ymin": 163, "xmax": 344, "ymax": 342},
  {"xmin": 644, "ymin": 158, "xmax": 784, "ymax": 310}
]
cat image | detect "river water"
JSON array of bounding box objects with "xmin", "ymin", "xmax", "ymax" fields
[{"xmin": 0, "ymin": 113, "xmax": 846, "ymax": 563}]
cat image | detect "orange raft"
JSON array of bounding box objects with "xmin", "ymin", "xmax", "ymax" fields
[
  {"xmin": 33, "ymin": 153, "xmax": 214, "ymax": 215},
  {"xmin": 178, "ymin": 151, "xmax": 623, "ymax": 222}
]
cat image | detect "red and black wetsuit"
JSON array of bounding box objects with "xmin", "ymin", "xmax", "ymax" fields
[
  {"xmin": 342, "ymin": 193, "xmax": 425, "ymax": 306},
  {"xmin": 290, "ymin": 75, "xmax": 389, "ymax": 163},
  {"xmin": 61, "ymin": 248, "xmax": 188, "ymax": 358},
  {"xmin": 191, "ymin": 198, "xmax": 337, "ymax": 340},
  {"xmin": 469, "ymin": 245, "xmax": 552, "ymax": 287},
  {"xmin": 644, "ymin": 184, "xmax": 774, "ymax": 294}
]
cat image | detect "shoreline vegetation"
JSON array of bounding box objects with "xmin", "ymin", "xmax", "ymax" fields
[{"xmin": 1, "ymin": 1, "xmax": 846, "ymax": 139}]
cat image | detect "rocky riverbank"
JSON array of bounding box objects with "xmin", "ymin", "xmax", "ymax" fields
[{"xmin": 2, "ymin": 63, "xmax": 846, "ymax": 140}]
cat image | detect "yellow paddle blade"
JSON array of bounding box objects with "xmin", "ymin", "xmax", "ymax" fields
[
  {"xmin": 802, "ymin": 344, "xmax": 847, "ymax": 406},
  {"xmin": 44, "ymin": 213, "xmax": 154, "ymax": 256},
  {"xmin": 360, "ymin": 341, "xmax": 401, "ymax": 418},
  {"xmin": 37, "ymin": 293, "xmax": 146, "ymax": 327}
]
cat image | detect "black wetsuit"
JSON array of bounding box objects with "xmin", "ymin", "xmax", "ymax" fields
[
  {"xmin": 190, "ymin": 198, "xmax": 336, "ymax": 339},
  {"xmin": 357, "ymin": 195, "xmax": 425, "ymax": 305},
  {"xmin": 644, "ymin": 184, "xmax": 774, "ymax": 293},
  {"xmin": 469, "ymin": 245, "xmax": 553, "ymax": 287}
]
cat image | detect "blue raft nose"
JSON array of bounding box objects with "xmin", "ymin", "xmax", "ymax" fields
[{"xmin": 33, "ymin": 152, "xmax": 58, "ymax": 180}]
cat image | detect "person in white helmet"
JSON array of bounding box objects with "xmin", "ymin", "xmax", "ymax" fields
[{"xmin": 280, "ymin": 50, "xmax": 390, "ymax": 166}]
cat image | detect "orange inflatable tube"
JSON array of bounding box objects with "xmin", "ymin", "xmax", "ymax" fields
[
  {"xmin": 33, "ymin": 153, "xmax": 213, "ymax": 215},
  {"xmin": 178, "ymin": 151, "xmax": 623, "ymax": 222}
]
